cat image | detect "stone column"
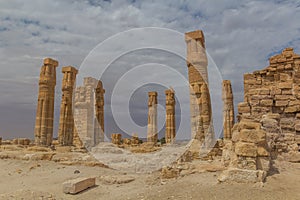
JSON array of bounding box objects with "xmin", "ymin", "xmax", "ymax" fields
[
  {"xmin": 165, "ymin": 88, "xmax": 176, "ymax": 144},
  {"xmin": 185, "ymin": 30, "xmax": 214, "ymax": 142},
  {"xmin": 58, "ymin": 66, "xmax": 78, "ymax": 146},
  {"xmin": 34, "ymin": 58, "xmax": 58, "ymax": 146},
  {"xmin": 222, "ymin": 80, "xmax": 235, "ymax": 140},
  {"xmin": 94, "ymin": 80, "xmax": 105, "ymax": 145},
  {"xmin": 147, "ymin": 91, "xmax": 158, "ymax": 143}
]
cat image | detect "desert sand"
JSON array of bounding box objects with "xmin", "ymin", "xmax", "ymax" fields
[{"xmin": 0, "ymin": 155, "xmax": 299, "ymax": 200}]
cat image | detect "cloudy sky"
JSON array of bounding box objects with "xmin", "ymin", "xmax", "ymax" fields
[{"xmin": 0, "ymin": 0, "xmax": 300, "ymax": 140}]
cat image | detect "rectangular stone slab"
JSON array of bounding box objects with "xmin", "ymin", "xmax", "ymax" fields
[{"xmin": 63, "ymin": 177, "xmax": 96, "ymax": 194}]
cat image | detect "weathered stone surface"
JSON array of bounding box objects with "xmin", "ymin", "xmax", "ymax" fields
[
  {"xmin": 222, "ymin": 80, "xmax": 235, "ymax": 139},
  {"xmin": 239, "ymin": 129, "xmax": 266, "ymax": 143},
  {"xmin": 285, "ymin": 105, "xmax": 300, "ymax": 113},
  {"xmin": 165, "ymin": 88, "xmax": 176, "ymax": 144},
  {"xmin": 111, "ymin": 133, "xmax": 122, "ymax": 145},
  {"xmin": 218, "ymin": 168, "xmax": 266, "ymax": 183},
  {"xmin": 238, "ymin": 120, "xmax": 261, "ymax": 130},
  {"xmin": 235, "ymin": 142, "xmax": 257, "ymax": 157},
  {"xmin": 161, "ymin": 166, "xmax": 180, "ymax": 179},
  {"xmin": 257, "ymin": 145, "xmax": 269, "ymax": 157},
  {"xmin": 34, "ymin": 58, "xmax": 58, "ymax": 146},
  {"xmin": 238, "ymin": 102, "xmax": 251, "ymax": 114},
  {"xmin": 63, "ymin": 177, "xmax": 96, "ymax": 194},
  {"xmin": 94, "ymin": 81, "xmax": 105, "ymax": 145},
  {"xmin": 131, "ymin": 134, "xmax": 139, "ymax": 145},
  {"xmin": 260, "ymin": 99, "xmax": 273, "ymax": 106},
  {"xmin": 185, "ymin": 30, "xmax": 215, "ymax": 147},
  {"xmin": 147, "ymin": 91, "xmax": 158, "ymax": 143},
  {"xmin": 58, "ymin": 66, "xmax": 78, "ymax": 146},
  {"xmin": 239, "ymin": 48, "xmax": 300, "ymax": 154},
  {"xmin": 74, "ymin": 77, "xmax": 105, "ymax": 148}
]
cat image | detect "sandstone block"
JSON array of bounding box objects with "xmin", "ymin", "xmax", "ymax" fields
[
  {"xmin": 238, "ymin": 103, "xmax": 250, "ymax": 114},
  {"xmin": 257, "ymin": 147, "xmax": 269, "ymax": 157},
  {"xmin": 275, "ymin": 100, "xmax": 289, "ymax": 107},
  {"xmin": 282, "ymin": 89, "xmax": 292, "ymax": 95},
  {"xmin": 239, "ymin": 129, "xmax": 266, "ymax": 143},
  {"xmin": 285, "ymin": 105, "xmax": 300, "ymax": 113},
  {"xmin": 256, "ymin": 157, "xmax": 270, "ymax": 172},
  {"xmin": 279, "ymin": 73, "xmax": 290, "ymax": 82},
  {"xmin": 278, "ymin": 82, "xmax": 292, "ymax": 89},
  {"xmin": 249, "ymin": 99, "xmax": 259, "ymax": 106},
  {"xmin": 218, "ymin": 168, "xmax": 266, "ymax": 183},
  {"xmin": 295, "ymin": 124, "xmax": 300, "ymax": 131},
  {"xmin": 259, "ymin": 88, "xmax": 270, "ymax": 95},
  {"xmin": 238, "ymin": 120, "xmax": 261, "ymax": 130},
  {"xmin": 261, "ymin": 117, "xmax": 278, "ymax": 128},
  {"xmin": 235, "ymin": 142, "xmax": 257, "ymax": 157},
  {"xmin": 63, "ymin": 177, "xmax": 96, "ymax": 194},
  {"xmin": 236, "ymin": 156, "xmax": 257, "ymax": 170},
  {"xmin": 275, "ymin": 95, "xmax": 291, "ymax": 100},
  {"xmin": 260, "ymin": 99, "xmax": 273, "ymax": 106},
  {"xmin": 285, "ymin": 63, "xmax": 293, "ymax": 70}
]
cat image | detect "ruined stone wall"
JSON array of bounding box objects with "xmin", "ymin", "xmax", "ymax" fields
[
  {"xmin": 74, "ymin": 77, "xmax": 98, "ymax": 148},
  {"xmin": 238, "ymin": 48, "xmax": 300, "ymax": 153},
  {"xmin": 219, "ymin": 120, "xmax": 270, "ymax": 183}
]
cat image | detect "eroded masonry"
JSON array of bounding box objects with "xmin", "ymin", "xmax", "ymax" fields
[
  {"xmin": 238, "ymin": 47, "xmax": 300, "ymax": 153},
  {"xmin": 74, "ymin": 77, "xmax": 105, "ymax": 148}
]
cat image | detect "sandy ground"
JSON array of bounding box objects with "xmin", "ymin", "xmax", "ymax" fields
[{"xmin": 0, "ymin": 158, "xmax": 299, "ymax": 200}]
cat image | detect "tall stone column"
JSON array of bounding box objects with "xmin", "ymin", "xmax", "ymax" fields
[
  {"xmin": 94, "ymin": 80, "xmax": 105, "ymax": 144},
  {"xmin": 185, "ymin": 30, "xmax": 214, "ymax": 142},
  {"xmin": 34, "ymin": 58, "xmax": 58, "ymax": 146},
  {"xmin": 165, "ymin": 88, "xmax": 176, "ymax": 144},
  {"xmin": 58, "ymin": 66, "xmax": 78, "ymax": 146},
  {"xmin": 147, "ymin": 91, "xmax": 158, "ymax": 143},
  {"xmin": 222, "ymin": 80, "xmax": 234, "ymax": 140}
]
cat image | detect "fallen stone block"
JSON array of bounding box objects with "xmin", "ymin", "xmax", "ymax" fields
[
  {"xmin": 218, "ymin": 168, "xmax": 266, "ymax": 183},
  {"xmin": 63, "ymin": 177, "xmax": 96, "ymax": 194}
]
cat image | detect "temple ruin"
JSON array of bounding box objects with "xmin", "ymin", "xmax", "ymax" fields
[
  {"xmin": 58, "ymin": 66, "xmax": 78, "ymax": 146},
  {"xmin": 222, "ymin": 80, "xmax": 234, "ymax": 140},
  {"xmin": 26, "ymin": 30, "xmax": 300, "ymax": 186},
  {"xmin": 34, "ymin": 58, "xmax": 58, "ymax": 146},
  {"xmin": 165, "ymin": 88, "xmax": 176, "ymax": 144},
  {"xmin": 147, "ymin": 91, "xmax": 158, "ymax": 143}
]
